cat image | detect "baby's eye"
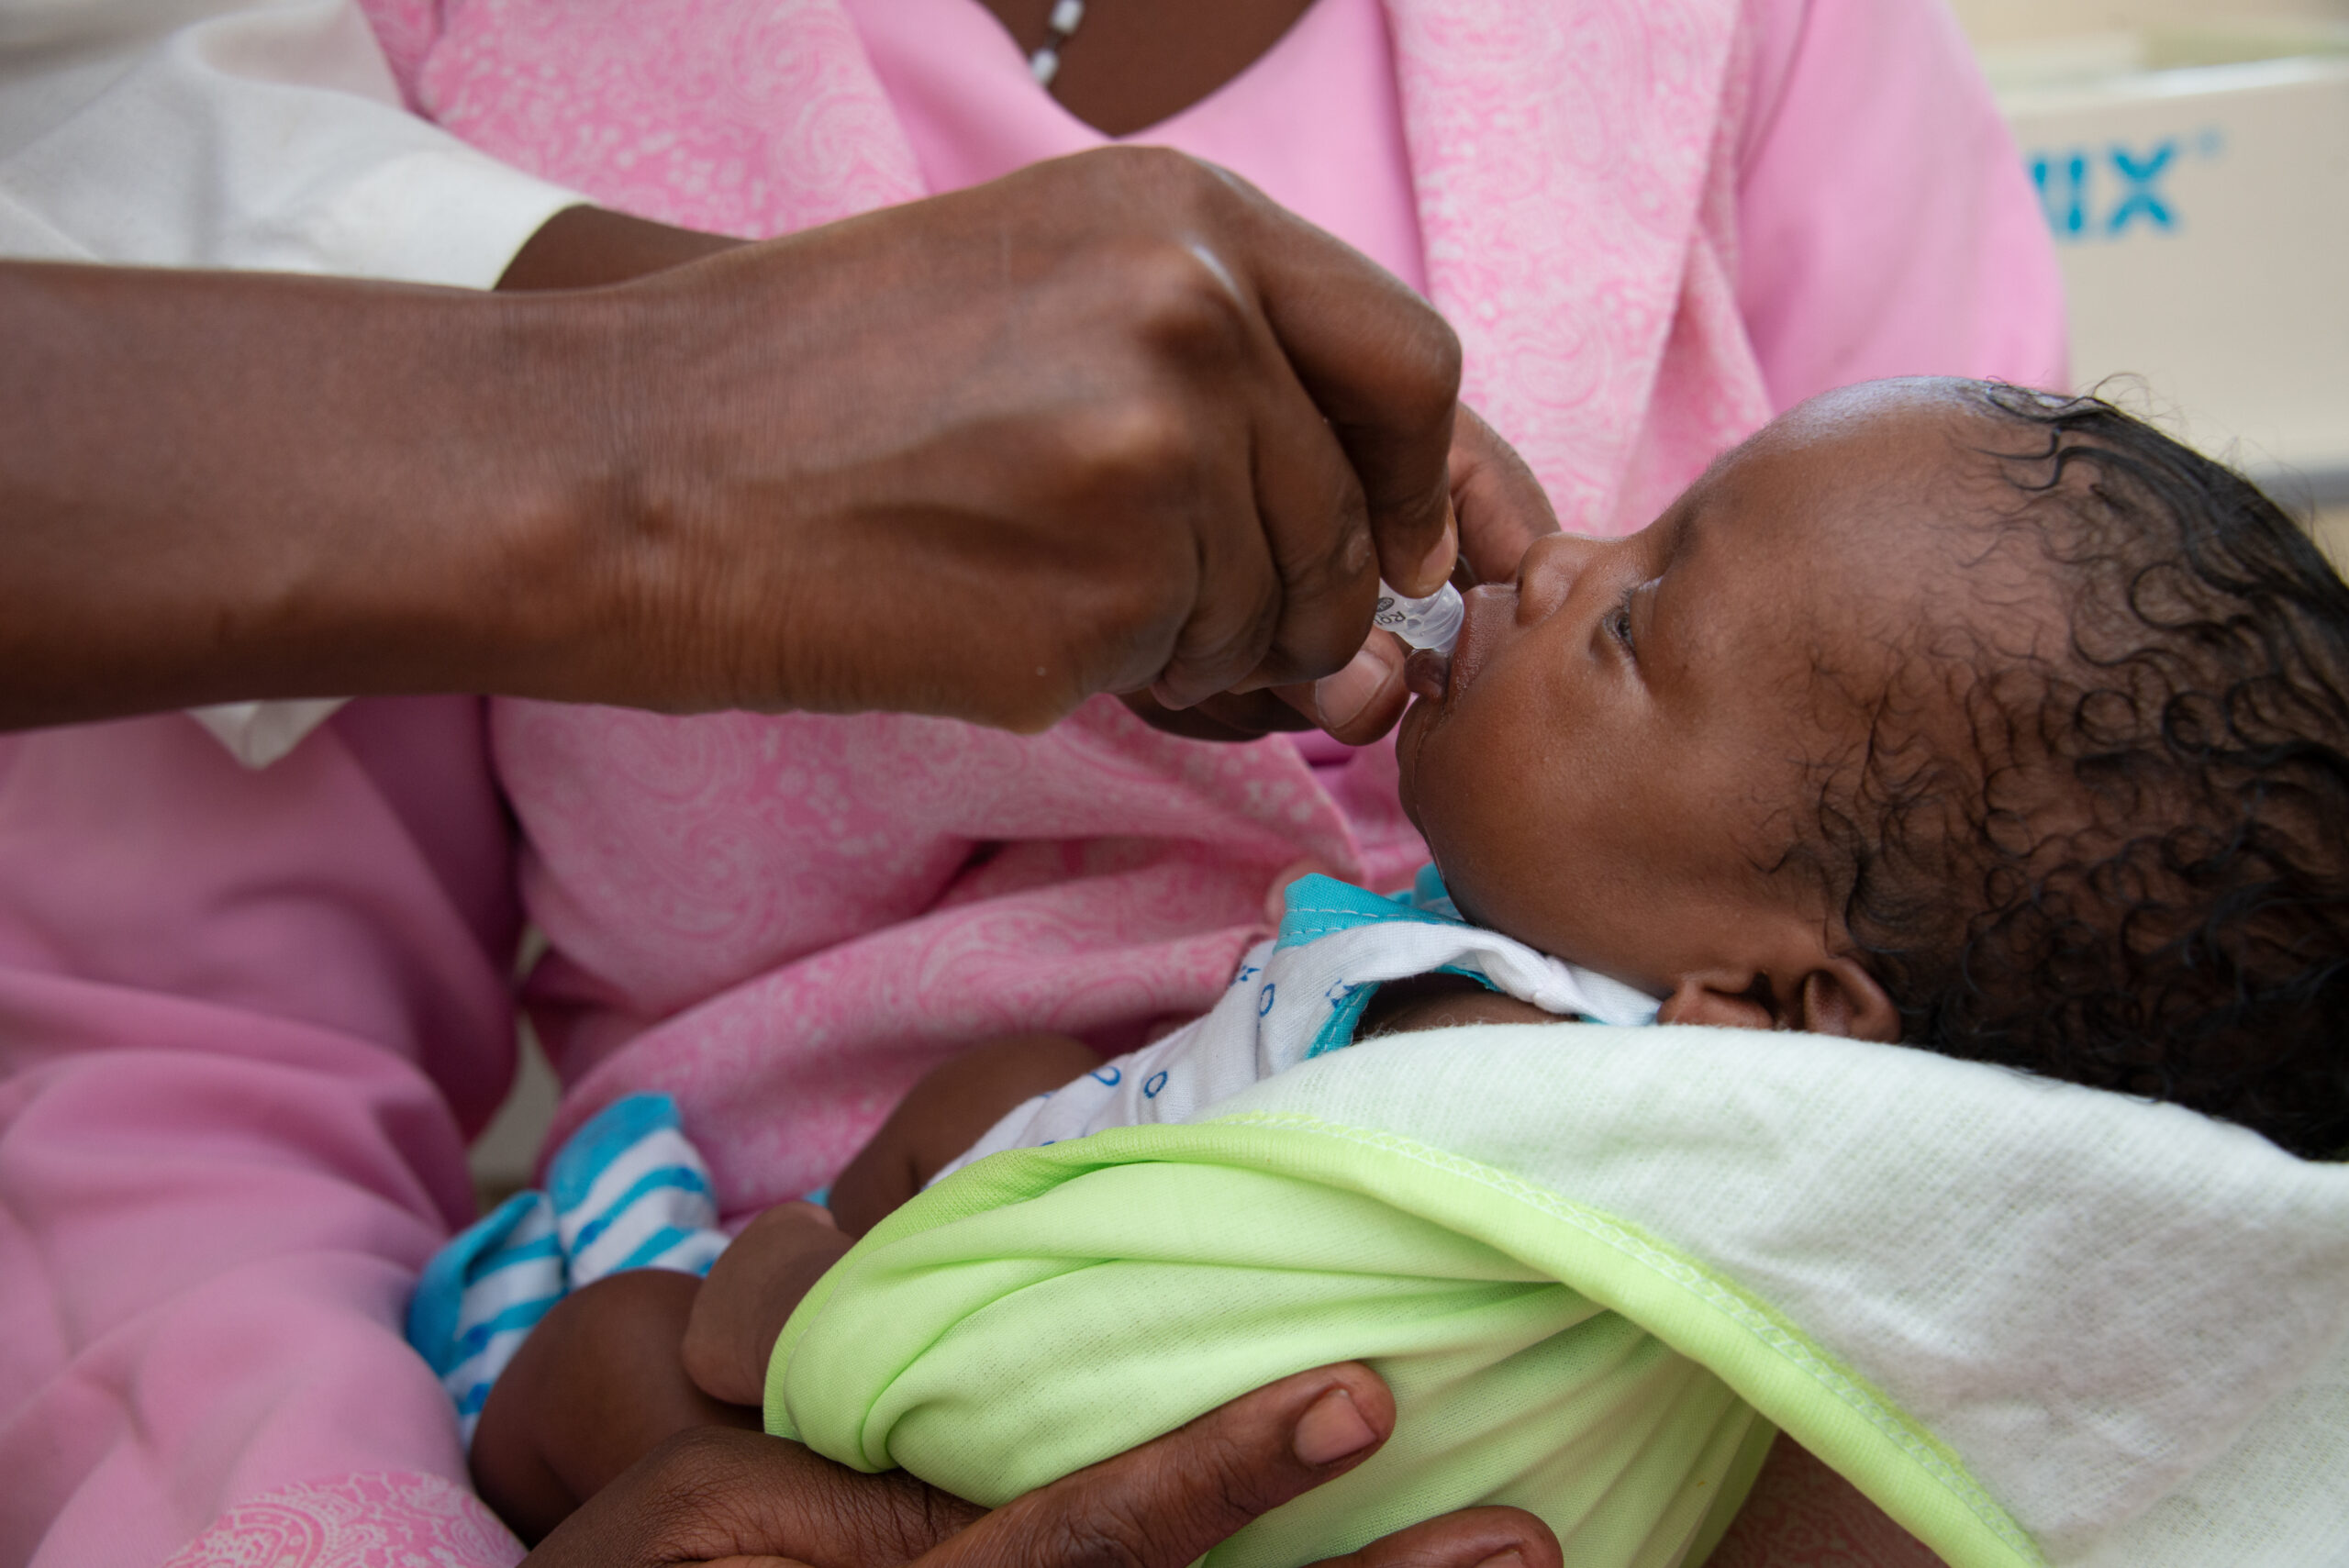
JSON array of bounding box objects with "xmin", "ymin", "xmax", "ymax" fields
[{"xmin": 1607, "ymin": 591, "xmax": 1637, "ymax": 656}]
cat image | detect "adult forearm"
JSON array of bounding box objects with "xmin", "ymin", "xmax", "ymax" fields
[
  {"xmin": 0, "ymin": 259, "xmax": 620, "ymax": 729},
  {"xmin": 495, "ymin": 205, "xmax": 743, "ymax": 291},
  {"xmin": 4, "ymin": 150, "xmax": 1467, "ymax": 736}
]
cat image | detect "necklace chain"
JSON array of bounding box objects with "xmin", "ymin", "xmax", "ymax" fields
[{"xmin": 1029, "ymin": 0, "xmax": 1086, "ymax": 84}]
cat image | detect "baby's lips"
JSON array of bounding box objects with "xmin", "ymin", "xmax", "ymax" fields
[{"xmin": 1404, "ymin": 647, "xmax": 1451, "ymax": 701}]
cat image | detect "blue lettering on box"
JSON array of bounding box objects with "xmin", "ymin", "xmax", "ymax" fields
[
  {"xmin": 2026, "ymin": 131, "xmax": 2210, "ymax": 243},
  {"xmin": 2031, "ymin": 150, "xmax": 2089, "ymax": 237},
  {"xmin": 2107, "ymin": 141, "xmax": 2176, "ymax": 234}
]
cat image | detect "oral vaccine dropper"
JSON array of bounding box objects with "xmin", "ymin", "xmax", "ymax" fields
[{"xmin": 1372, "ymin": 581, "xmax": 1464, "ymax": 655}]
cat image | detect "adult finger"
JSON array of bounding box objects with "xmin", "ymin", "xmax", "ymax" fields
[
  {"xmin": 522, "ymin": 1427, "xmax": 982, "ymax": 1568},
  {"xmin": 1448, "ymin": 406, "xmax": 1559, "ymax": 586},
  {"xmin": 523, "ymin": 1367, "xmax": 1564, "ymax": 1568},
  {"xmin": 1306, "ymin": 1507, "xmax": 1563, "ymax": 1568},
  {"xmin": 1141, "ymin": 247, "xmax": 1379, "ymax": 707},
  {"xmin": 917, "ymin": 1363, "xmax": 1395, "ymax": 1568},
  {"xmin": 1119, "ymin": 687, "xmax": 1315, "ymax": 742},
  {"xmin": 1124, "ymin": 628, "xmax": 1409, "ymax": 746},
  {"xmin": 1275, "ymin": 414, "xmax": 1549, "ymax": 740},
  {"xmin": 1218, "ymin": 344, "xmax": 1385, "ymax": 699},
  {"xmin": 1202, "ymin": 169, "xmax": 1463, "ymax": 599},
  {"xmin": 1267, "ymin": 628, "xmax": 1410, "ymax": 745}
]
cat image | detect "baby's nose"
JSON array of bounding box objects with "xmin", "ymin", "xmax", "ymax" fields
[{"xmin": 1516, "ymin": 532, "xmax": 1607, "ymax": 618}]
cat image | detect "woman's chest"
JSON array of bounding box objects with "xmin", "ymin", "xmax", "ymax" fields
[{"xmin": 491, "ymin": 698, "xmax": 1390, "ymax": 1013}]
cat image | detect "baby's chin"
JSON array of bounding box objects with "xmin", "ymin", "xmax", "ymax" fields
[{"xmin": 1393, "ymin": 696, "xmax": 1439, "ymax": 834}]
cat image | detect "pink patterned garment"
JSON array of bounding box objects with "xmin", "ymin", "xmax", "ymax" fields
[
  {"xmin": 160, "ymin": 1473, "xmax": 522, "ymax": 1568},
  {"xmin": 0, "ymin": 2, "xmax": 2063, "ymax": 1563}
]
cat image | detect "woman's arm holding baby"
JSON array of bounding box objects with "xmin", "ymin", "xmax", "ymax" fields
[{"xmin": 525, "ymin": 1362, "xmax": 1560, "ymax": 1568}]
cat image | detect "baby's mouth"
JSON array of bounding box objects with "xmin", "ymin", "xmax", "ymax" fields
[
  {"xmin": 1411, "ymin": 582, "xmax": 1508, "ymax": 706},
  {"xmin": 1404, "ymin": 647, "xmax": 1450, "ymax": 700}
]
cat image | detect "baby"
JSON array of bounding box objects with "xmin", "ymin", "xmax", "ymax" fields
[{"xmin": 429, "ymin": 378, "xmax": 2349, "ymax": 1540}]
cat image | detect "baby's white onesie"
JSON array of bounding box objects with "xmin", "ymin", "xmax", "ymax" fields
[{"xmin": 937, "ymin": 870, "xmax": 1658, "ymax": 1180}]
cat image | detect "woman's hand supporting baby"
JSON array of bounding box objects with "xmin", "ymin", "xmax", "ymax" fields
[{"xmin": 518, "ymin": 1362, "xmax": 1559, "ymax": 1568}]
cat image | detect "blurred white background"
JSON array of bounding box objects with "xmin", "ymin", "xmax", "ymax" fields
[{"xmin": 1948, "ymin": 0, "xmax": 2349, "ymax": 546}]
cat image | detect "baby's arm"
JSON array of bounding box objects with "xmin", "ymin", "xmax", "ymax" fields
[
  {"xmin": 668, "ymin": 994, "xmax": 1562, "ymax": 1465},
  {"xmin": 827, "ymin": 1032, "xmax": 1108, "ymax": 1235},
  {"xmin": 471, "ymin": 1267, "xmax": 762, "ymax": 1542},
  {"xmin": 473, "ymin": 1011, "xmax": 1546, "ymax": 1540},
  {"xmin": 472, "ymin": 1033, "xmax": 1101, "ymax": 1537},
  {"xmin": 690, "ymin": 996, "xmax": 1551, "ymax": 1409},
  {"xmin": 680, "ymin": 1202, "xmax": 854, "ymax": 1405},
  {"xmin": 466, "ymin": 1202, "xmax": 855, "ymax": 1540},
  {"xmin": 683, "ymin": 1033, "xmax": 1107, "ymax": 1402}
]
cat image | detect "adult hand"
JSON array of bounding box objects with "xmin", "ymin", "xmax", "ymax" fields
[
  {"xmin": 521, "ymin": 1362, "xmax": 1557, "ymax": 1568},
  {"xmin": 538, "ymin": 148, "xmax": 1464, "ymax": 731},
  {"xmin": 1, "ymin": 148, "xmax": 1463, "ymax": 733},
  {"xmin": 1119, "ymin": 403, "xmax": 1563, "ymax": 744}
]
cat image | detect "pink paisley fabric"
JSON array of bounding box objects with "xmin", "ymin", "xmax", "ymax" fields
[
  {"xmin": 845, "ymin": 0, "xmax": 1432, "ymax": 295},
  {"xmin": 504, "ymin": 699, "xmax": 1427, "ymax": 1209},
  {"xmin": 160, "ymin": 1473, "xmax": 522, "ymax": 1568},
  {"xmin": 0, "ymin": 2, "xmax": 2064, "ymax": 1563}
]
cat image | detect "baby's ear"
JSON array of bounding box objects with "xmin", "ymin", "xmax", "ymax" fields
[
  {"xmin": 1656, "ymin": 959, "xmax": 1898, "ymax": 1041},
  {"xmin": 1791, "ymin": 959, "xmax": 1900, "ymax": 1041}
]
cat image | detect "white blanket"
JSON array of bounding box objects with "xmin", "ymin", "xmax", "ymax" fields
[{"xmin": 1198, "ymin": 1024, "xmax": 2349, "ymax": 1566}]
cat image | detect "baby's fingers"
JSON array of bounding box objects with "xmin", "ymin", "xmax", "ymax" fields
[{"xmin": 683, "ymin": 1204, "xmax": 851, "ymax": 1407}]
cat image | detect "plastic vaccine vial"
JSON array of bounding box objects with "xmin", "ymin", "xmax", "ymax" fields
[{"xmin": 1372, "ymin": 581, "xmax": 1464, "ymax": 655}]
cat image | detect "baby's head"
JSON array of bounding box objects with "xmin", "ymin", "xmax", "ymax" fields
[{"xmin": 1397, "ymin": 378, "xmax": 2349, "ymax": 1157}]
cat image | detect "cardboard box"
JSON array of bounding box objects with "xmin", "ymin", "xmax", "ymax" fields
[{"xmin": 1989, "ymin": 30, "xmax": 2349, "ymax": 506}]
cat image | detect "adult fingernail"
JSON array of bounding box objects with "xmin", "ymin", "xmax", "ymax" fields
[
  {"xmin": 1411, "ymin": 502, "xmax": 1460, "ymax": 594},
  {"xmin": 1314, "ymin": 648, "xmax": 1391, "ymax": 731},
  {"xmin": 1293, "ymin": 1387, "xmax": 1377, "ymax": 1466},
  {"xmin": 1470, "ymin": 1551, "xmax": 1524, "ymax": 1568}
]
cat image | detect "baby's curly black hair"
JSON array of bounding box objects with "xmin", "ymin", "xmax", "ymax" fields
[{"xmin": 1796, "ymin": 384, "xmax": 2349, "ymax": 1159}]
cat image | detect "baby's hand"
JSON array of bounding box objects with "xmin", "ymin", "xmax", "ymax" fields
[{"xmin": 680, "ymin": 1202, "xmax": 853, "ymax": 1407}]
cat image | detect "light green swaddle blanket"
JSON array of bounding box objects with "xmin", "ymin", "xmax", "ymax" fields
[{"xmin": 767, "ymin": 1025, "xmax": 2349, "ymax": 1568}]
